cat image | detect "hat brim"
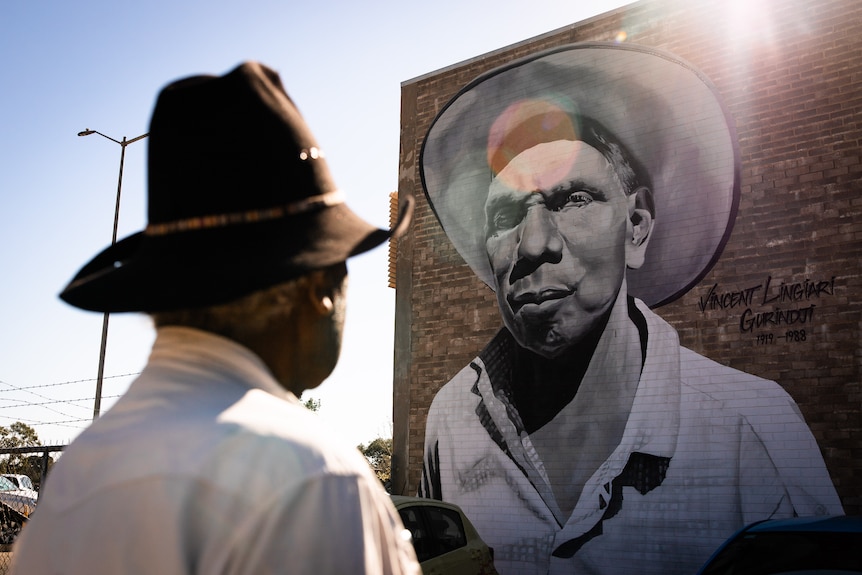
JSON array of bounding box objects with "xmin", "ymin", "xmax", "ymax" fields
[
  {"xmin": 420, "ymin": 43, "xmax": 740, "ymax": 308},
  {"xmin": 60, "ymin": 198, "xmax": 413, "ymax": 313}
]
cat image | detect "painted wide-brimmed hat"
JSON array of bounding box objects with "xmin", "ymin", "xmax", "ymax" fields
[
  {"xmin": 62, "ymin": 61, "xmax": 412, "ymax": 313},
  {"xmin": 420, "ymin": 42, "xmax": 739, "ymax": 308}
]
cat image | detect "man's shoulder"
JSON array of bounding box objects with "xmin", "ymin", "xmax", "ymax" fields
[
  {"xmin": 219, "ymin": 389, "xmax": 371, "ymax": 473},
  {"xmin": 638, "ymin": 301, "xmax": 797, "ymax": 407},
  {"xmin": 47, "ymin": 388, "xmax": 373, "ymax": 506},
  {"xmin": 678, "ymin": 346, "xmax": 776, "ymax": 387},
  {"xmin": 677, "ymin": 346, "xmax": 800, "ymax": 415}
]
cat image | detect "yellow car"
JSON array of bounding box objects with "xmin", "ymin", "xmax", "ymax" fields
[{"xmin": 391, "ymin": 495, "xmax": 498, "ymax": 575}]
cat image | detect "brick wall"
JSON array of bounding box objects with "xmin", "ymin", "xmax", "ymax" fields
[{"xmin": 394, "ymin": 0, "xmax": 861, "ymax": 513}]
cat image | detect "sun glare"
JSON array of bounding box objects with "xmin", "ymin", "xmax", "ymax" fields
[{"xmin": 723, "ymin": 0, "xmax": 778, "ymax": 49}]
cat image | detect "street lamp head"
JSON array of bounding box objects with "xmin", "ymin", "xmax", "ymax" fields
[{"xmin": 78, "ymin": 129, "xmax": 96, "ymax": 137}]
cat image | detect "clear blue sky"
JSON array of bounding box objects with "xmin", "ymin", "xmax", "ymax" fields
[{"xmin": 0, "ymin": 0, "xmax": 633, "ymax": 447}]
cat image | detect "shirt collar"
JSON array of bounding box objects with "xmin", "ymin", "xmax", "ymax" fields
[
  {"xmin": 619, "ymin": 298, "xmax": 680, "ymax": 459},
  {"xmin": 147, "ymin": 326, "xmax": 292, "ymax": 401}
]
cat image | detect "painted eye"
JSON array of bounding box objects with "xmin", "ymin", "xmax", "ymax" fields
[{"xmin": 552, "ymin": 190, "xmax": 593, "ymax": 211}]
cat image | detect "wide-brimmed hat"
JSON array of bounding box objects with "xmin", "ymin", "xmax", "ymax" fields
[
  {"xmin": 62, "ymin": 61, "xmax": 412, "ymax": 313},
  {"xmin": 420, "ymin": 43, "xmax": 739, "ymax": 308}
]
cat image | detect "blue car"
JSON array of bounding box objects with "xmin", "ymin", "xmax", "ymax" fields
[{"xmin": 696, "ymin": 515, "xmax": 862, "ymax": 575}]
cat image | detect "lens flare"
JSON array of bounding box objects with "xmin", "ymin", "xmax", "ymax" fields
[{"xmin": 487, "ymin": 98, "xmax": 579, "ymax": 177}]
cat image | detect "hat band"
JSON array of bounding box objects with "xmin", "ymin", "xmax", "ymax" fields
[{"xmin": 144, "ymin": 190, "xmax": 346, "ymax": 236}]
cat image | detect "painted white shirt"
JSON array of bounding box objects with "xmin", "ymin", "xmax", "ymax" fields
[
  {"xmin": 421, "ymin": 298, "xmax": 842, "ymax": 575},
  {"xmin": 12, "ymin": 326, "xmax": 420, "ymax": 575}
]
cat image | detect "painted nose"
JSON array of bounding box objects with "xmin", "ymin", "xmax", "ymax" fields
[{"xmin": 517, "ymin": 206, "xmax": 563, "ymax": 262}]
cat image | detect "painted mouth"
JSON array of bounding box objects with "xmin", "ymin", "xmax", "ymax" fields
[{"xmin": 508, "ymin": 287, "xmax": 574, "ymax": 314}]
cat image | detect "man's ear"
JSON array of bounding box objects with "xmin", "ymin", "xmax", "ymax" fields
[
  {"xmin": 306, "ymin": 263, "xmax": 348, "ymax": 316},
  {"xmin": 626, "ymin": 186, "xmax": 655, "ymax": 270},
  {"xmin": 306, "ymin": 271, "xmax": 335, "ymax": 316}
]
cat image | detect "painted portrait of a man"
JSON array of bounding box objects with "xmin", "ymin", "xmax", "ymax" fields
[{"xmin": 418, "ymin": 43, "xmax": 842, "ymax": 575}]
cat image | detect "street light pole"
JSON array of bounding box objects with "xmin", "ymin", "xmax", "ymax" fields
[{"xmin": 77, "ymin": 129, "xmax": 148, "ymax": 420}]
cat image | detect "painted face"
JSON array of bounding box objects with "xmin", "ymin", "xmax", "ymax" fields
[{"xmin": 484, "ymin": 140, "xmax": 631, "ymax": 358}]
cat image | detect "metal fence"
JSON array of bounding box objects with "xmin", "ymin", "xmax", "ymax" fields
[{"xmin": 0, "ymin": 445, "xmax": 65, "ymax": 574}]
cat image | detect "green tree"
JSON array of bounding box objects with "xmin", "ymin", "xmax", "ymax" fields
[
  {"xmin": 0, "ymin": 422, "xmax": 39, "ymax": 450},
  {"xmin": 357, "ymin": 437, "xmax": 392, "ymax": 490},
  {"xmin": 302, "ymin": 397, "xmax": 321, "ymax": 412}
]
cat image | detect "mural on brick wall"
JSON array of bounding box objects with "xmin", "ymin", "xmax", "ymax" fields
[{"xmin": 418, "ymin": 43, "xmax": 842, "ymax": 575}]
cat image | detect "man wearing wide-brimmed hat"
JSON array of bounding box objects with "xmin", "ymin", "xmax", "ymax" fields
[
  {"xmin": 12, "ymin": 62, "xmax": 420, "ymax": 575},
  {"xmin": 419, "ymin": 44, "xmax": 841, "ymax": 575}
]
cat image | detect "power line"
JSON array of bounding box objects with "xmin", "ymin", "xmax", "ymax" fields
[
  {"xmin": 0, "ymin": 379, "xmax": 101, "ymax": 419},
  {"xmin": 0, "ymin": 395, "xmax": 122, "ymax": 410},
  {"xmin": 0, "ymin": 412, "xmax": 89, "ymax": 430},
  {"xmin": 0, "ymin": 375, "xmax": 136, "ymax": 434},
  {"xmin": 0, "ymin": 373, "xmax": 140, "ymax": 392}
]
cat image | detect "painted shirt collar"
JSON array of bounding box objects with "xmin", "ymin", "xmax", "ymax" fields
[{"xmin": 471, "ymin": 296, "xmax": 681, "ymax": 534}]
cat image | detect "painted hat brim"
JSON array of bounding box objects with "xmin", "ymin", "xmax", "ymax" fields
[{"xmin": 420, "ymin": 42, "xmax": 740, "ymax": 308}]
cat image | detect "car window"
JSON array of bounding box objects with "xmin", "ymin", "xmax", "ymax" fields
[
  {"xmin": 0, "ymin": 477, "xmax": 16, "ymax": 491},
  {"xmin": 398, "ymin": 504, "xmax": 469, "ymax": 563},
  {"xmin": 399, "ymin": 506, "xmax": 435, "ymax": 563},
  {"xmin": 700, "ymin": 531, "xmax": 862, "ymax": 575},
  {"xmin": 424, "ymin": 505, "xmax": 467, "ymax": 555},
  {"xmin": 11, "ymin": 476, "xmax": 34, "ymax": 490}
]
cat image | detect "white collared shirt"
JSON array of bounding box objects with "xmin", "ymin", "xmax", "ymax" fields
[
  {"xmin": 12, "ymin": 326, "xmax": 420, "ymax": 575},
  {"xmin": 422, "ymin": 299, "xmax": 841, "ymax": 575}
]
